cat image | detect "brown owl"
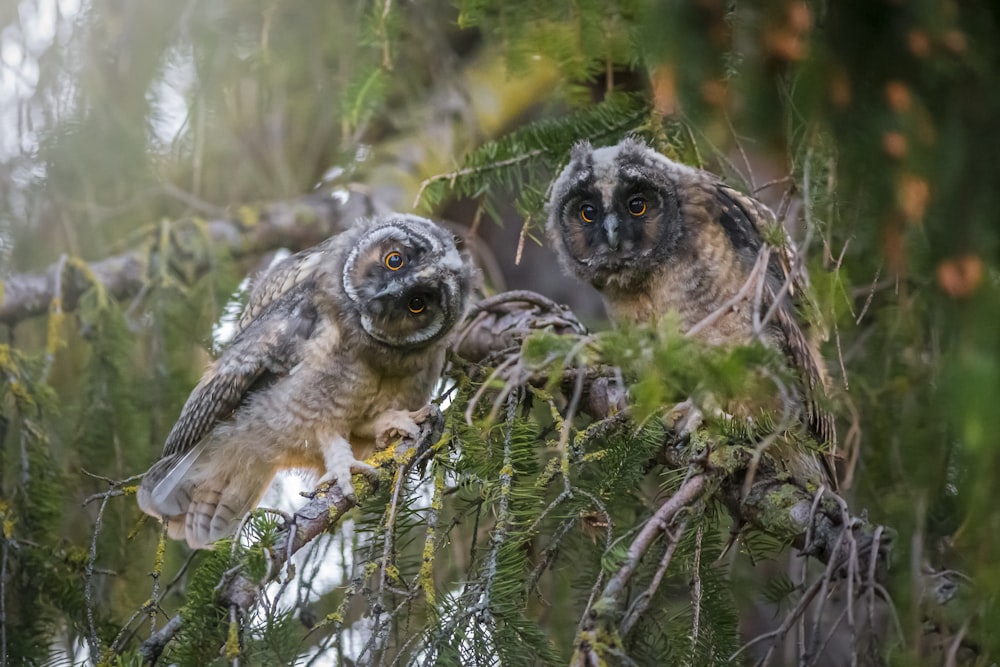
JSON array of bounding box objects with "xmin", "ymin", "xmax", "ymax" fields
[
  {"xmin": 546, "ymin": 137, "xmax": 835, "ymax": 484},
  {"xmin": 137, "ymin": 214, "xmax": 475, "ymax": 548}
]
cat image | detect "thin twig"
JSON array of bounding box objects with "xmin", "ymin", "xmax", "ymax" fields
[
  {"xmin": 729, "ymin": 576, "xmax": 825, "ymax": 665},
  {"xmin": 690, "ymin": 525, "xmax": 704, "ymax": 654},
  {"xmin": 856, "ymin": 262, "xmax": 883, "ymax": 325},
  {"xmin": 687, "ymin": 245, "xmax": 771, "ymax": 339},
  {"xmin": 411, "ymin": 150, "xmax": 545, "ymax": 210},
  {"xmin": 620, "ymin": 517, "xmax": 689, "ymax": 635},
  {"xmin": 84, "ymin": 492, "xmax": 112, "ymax": 659},
  {"xmin": 944, "ymin": 618, "xmax": 971, "ymax": 667},
  {"xmin": 594, "ymin": 472, "xmax": 707, "ymax": 610}
]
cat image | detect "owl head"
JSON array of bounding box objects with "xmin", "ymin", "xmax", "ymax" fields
[
  {"xmin": 546, "ymin": 137, "xmax": 700, "ymax": 291},
  {"xmin": 341, "ymin": 214, "xmax": 473, "ymax": 349}
]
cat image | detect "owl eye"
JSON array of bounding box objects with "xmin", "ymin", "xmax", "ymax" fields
[
  {"xmin": 580, "ymin": 203, "xmax": 597, "ymax": 224},
  {"xmin": 627, "ymin": 197, "xmax": 647, "ymax": 217},
  {"xmin": 385, "ymin": 252, "xmax": 404, "ymax": 270},
  {"xmin": 407, "ymin": 296, "xmax": 426, "ymax": 314}
]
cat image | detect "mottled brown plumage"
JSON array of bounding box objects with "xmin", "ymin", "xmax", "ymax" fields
[
  {"xmin": 137, "ymin": 214, "xmax": 474, "ymax": 548},
  {"xmin": 547, "ymin": 137, "xmax": 835, "ymax": 485}
]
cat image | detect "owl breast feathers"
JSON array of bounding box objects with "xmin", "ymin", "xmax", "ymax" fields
[
  {"xmin": 546, "ymin": 137, "xmax": 836, "ymax": 483},
  {"xmin": 137, "ymin": 214, "xmax": 474, "ymax": 548}
]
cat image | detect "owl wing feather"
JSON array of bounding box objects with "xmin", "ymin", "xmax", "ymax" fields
[
  {"xmin": 236, "ymin": 236, "xmax": 337, "ymax": 332},
  {"xmin": 713, "ymin": 185, "xmax": 837, "ymax": 451},
  {"xmin": 161, "ymin": 281, "xmax": 321, "ymax": 459}
]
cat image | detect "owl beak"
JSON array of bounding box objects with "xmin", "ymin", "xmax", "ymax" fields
[{"xmin": 603, "ymin": 214, "xmax": 620, "ymax": 251}]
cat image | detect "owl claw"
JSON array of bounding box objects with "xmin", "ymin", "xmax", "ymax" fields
[
  {"xmin": 374, "ymin": 404, "xmax": 442, "ymax": 450},
  {"xmin": 666, "ymin": 398, "xmax": 704, "ymax": 440},
  {"xmin": 319, "ymin": 434, "xmax": 382, "ymax": 501}
]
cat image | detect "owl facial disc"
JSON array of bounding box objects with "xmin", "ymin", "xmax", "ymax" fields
[
  {"xmin": 546, "ymin": 137, "xmax": 691, "ymax": 290},
  {"xmin": 342, "ymin": 214, "xmax": 472, "ymax": 349}
]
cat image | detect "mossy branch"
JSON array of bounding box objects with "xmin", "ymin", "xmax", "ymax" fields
[{"xmin": 0, "ymin": 190, "xmax": 380, "ymax": 326}]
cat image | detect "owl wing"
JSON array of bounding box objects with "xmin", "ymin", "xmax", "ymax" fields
[
  {"xmin": 236, "ymin": 236, "xmax": 338, "ymax": 332},
  {"xmin": 161, "ymin": 280, "xmax": 321, "ymax": 459},
  {"xmin": 713, "ymin": 185, "xmax": 837, "ymax": 451}
]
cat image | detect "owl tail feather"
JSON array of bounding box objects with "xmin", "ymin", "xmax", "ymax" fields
[
  {"xmin": 139, "ymin": 443, "xmax": 276, "ymax": 549},
  {"xmin": 137, "ymin": 441, "xmax": 210, "ymax": 520},
  {"xmin": 183, "ymin": 463, "xmax": 276, "ymax": 549}
]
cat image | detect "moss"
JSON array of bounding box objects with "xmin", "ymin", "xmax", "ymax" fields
[
  {"xmin": 419, "ymin": 465, "xmax": 445, "ymax": 609},
  {"xmin": 224, "ymin": 613, "xmax": 241, "ymax": 660},
  {"xmin": 236, "ymin": 205, "xmax": 259, "ymax": 228},
  {"xmin": 571, "ymin": 621, "xmax": 624, "ymax": 667}
]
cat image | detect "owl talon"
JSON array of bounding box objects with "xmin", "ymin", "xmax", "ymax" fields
[
  {"xmin": 667, "ymin": 399, "xmax": 704, "ymax": 440},
  {"xmin": 350, "ymin": 460, "xmax": 381, "ymax": 482},
  {"xmin": 373, "ymin": 404, "xmax": 441, "ymax": 450}
]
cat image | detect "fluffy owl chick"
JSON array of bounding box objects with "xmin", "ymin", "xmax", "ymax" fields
[
  {"xmin": 546, "ymin": 137, "xmax": 835, "ymax": 484},
  {"xmin": 137, "ymin": 214, "xmax": 474, "ymax": 548}
]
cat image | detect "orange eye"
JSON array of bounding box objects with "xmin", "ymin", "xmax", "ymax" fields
[
  {"xmin": 627, "ymin": 197, "xmax": 646, "ymax": 216},
  {"xmin": 385, "ymin": 252, "xmax": 404, "ymax": 270},
  {"xmin": 580, "ymin": 203, "xmax": 597, "ymax": 223},
  {"xmin": 408, "ymin": 297, "xmax": 426, "ymax": 314}
]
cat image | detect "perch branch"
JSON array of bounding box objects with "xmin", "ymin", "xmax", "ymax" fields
[
  {"xmin": 453, "ymin": 290, "xmax": 894, "ymax": 666},
  {"xmin": 136, "ymin": 411, "xmax": 443, "ymax": 664}
]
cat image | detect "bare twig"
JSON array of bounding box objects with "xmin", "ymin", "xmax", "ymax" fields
[
  {"xmin": 570, "ymin": 473, "xmax": 708, "ymax": 667},
  {"xmin": 729, "ymin": 576, "xmax": 825, "ymax": 665},
  {"xmin": 620, "ymin": 517, "xmax": 689, "ymax": 636},
  {"xmin": 690, "ymin": 525, "xmax": 704, "ymax": 654}
]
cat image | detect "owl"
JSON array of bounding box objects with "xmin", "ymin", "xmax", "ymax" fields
[
  {"xmin": 137, "ymin": 214, "xmax": 474, "ymax": 548},
  {"xmin": 546, "ymin": 137, "xmax": 835, "ymax": 483}
]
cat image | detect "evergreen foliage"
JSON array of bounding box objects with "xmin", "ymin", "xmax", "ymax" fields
[{"xmin": 0, "ymin": 0, "xmax": 997, "ymax": 665}]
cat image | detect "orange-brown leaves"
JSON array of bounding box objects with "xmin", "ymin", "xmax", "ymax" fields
[{"xmin": 937, "ymin": 255, "xmax": 984, "ymax": 299}]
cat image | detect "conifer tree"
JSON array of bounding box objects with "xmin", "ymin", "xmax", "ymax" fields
[{"xmin": 0, "ymin": 1, "xmax": 996, "ymax": 665}]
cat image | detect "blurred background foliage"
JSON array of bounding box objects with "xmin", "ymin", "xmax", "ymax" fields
[{"xmin": 0, "ymin": 0, "xmax": 998, "ymax": 664}]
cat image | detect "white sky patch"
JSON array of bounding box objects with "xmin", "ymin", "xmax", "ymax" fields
[
  {"xmin": 148, "ymin": 46, "xmax": 195, "ymax": 149},
  {"xmin": 212, "ymin": 248, "xmax": 291, "ymax": 348},
  {"xmin": 0, "ymin": 0, "xmax": 84, "ymax": 159}
]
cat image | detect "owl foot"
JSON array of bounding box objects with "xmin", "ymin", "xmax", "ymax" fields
[
  {"xmin": 374, "ymin": 404, "xmax": 442, "ymax": 450},
  {"xmin": 315, "ymin": 460, "xmax": 380, "ymax": 501},
  {"xmin": 319, "ymin": 434, "xmax": 381, "ymax": 501},
  {"xmin": 666, "ymin": 398, "xmax": 704, "ymax": 440}
]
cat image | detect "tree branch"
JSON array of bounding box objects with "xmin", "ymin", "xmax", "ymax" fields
[
  {"xmin": 570, "ymin": 473, "xmax": 709, "ymax": 667},
  {"xmin": 1, "ymin": 190, "xmax": 382, "ymax": 326},
  {"xmin": 137, "ymin": 409, "xmax": 444, "ymax": 664},
  {"xmin": 454, "ymin": 290, "xmax": 891, "ymax": 579}
]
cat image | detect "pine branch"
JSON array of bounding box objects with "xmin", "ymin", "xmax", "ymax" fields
[
  {"xmin": 570, "ymin": 473, "xmax": 709, "ymax": 667},
  {"xmin": 453, "ymin": 290, "xmax": 892, "ymax": 574},
  {"xmin": 136, "ymin": 409, "xmax": 444, "ymax": 664},
  {"xmin": 454, "ymin": 291, "xmax": 899, "ymax": 665}
]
